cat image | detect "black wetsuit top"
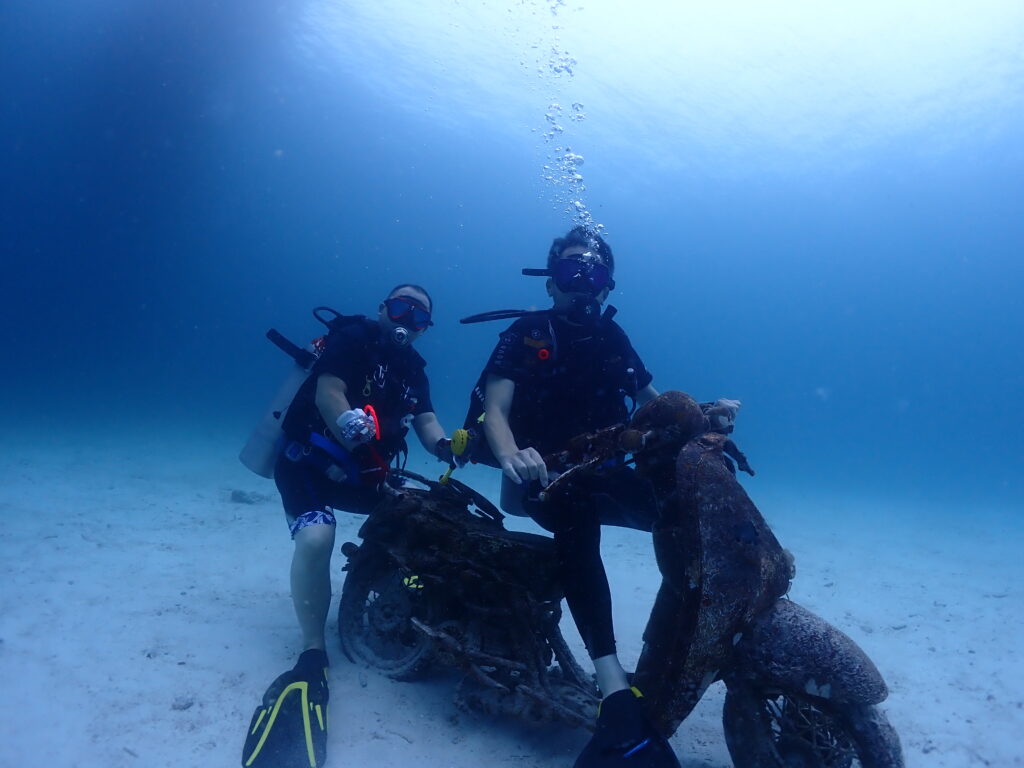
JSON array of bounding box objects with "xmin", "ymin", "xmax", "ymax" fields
[
  {"xmin": 470, "ymin": 309, "xmax": 655, "ymax": 660},
  {"xmin": 282, "ymin": 319, "xmax": 434, "ymax": 465},
  {"xmin": 481, "ymin": 310, "xmax": 652, "ymax": 457}
]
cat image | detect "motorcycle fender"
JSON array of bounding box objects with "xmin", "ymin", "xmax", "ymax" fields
[{"xmin": 731, "ymin": 599, "xmax": 889, "ymax": 706}]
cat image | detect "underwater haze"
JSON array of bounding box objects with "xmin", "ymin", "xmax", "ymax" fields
[
  {"xmin": 3, "ymin": 1, "xmax": 1024, "ymax": 766},
  {"xmin": 3, "ymin": 0, "xmax": 1022, "ymax": 512}
]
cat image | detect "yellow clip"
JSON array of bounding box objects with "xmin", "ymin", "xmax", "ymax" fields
[
  {"xmin": 439, "ymin": 428, "xmax": 470, "ymax": 485},
  {"xmin": 403, "ymin": 575, "xmax": 424, "ymax": 590},
  {"xmin": 451, "ymin": 428, "xmax": 469, "ymax": 457}
]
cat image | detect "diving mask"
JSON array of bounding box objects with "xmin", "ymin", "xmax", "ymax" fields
[
  {"xmin": 550, "ymin": 257, "xmax": 614, "ymax": 296},
  {"xmin": 384, "ymin": 296, "xmax": 433, "ymax": 332}
]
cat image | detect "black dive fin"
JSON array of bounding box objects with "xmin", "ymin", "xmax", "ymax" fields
[
  {"xmin": 242, "ymin": 650, "xmax": 329, "ymax": 768},
  {"xmin": 574, "ymin": 688, "xmax": 681, "ymax": 768}
]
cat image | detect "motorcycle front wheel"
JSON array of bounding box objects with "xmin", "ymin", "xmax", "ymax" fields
[
  {"xmin": 722, "ymin": 683, "xmax": 904, "ymax": 768},
  {"xmin": 337, "ymin": 553, "xmax": 437, "ymax": 681}
]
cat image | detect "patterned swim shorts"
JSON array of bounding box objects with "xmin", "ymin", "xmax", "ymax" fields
[{"xmin": 289, "ymin": 508, "xmax": 338, "ymax": 538}]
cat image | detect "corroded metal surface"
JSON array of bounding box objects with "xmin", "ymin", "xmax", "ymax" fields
[
  {"xmin": 344, "ymin": 487, "xmax": 599, "ymax": 728},
  {"xmin": 731, "ymin": 598, "xmax": 888, "ymax": 705},
  {"xmin": 633, "ymin": 408, "xmax": 793, "ymax": 737},
  {"xmin": 341, "ymin": 392, "xmax": 900, "ymax": 759}
]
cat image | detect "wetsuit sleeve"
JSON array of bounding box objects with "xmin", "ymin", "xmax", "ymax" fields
[
  {"xmin": 482, "ymin": 321, "xmax": 529, "ymax": 383},
  {"xmin": 411, "ymin": 367, "xmax": 434, "ymax": 415},
  {"xmin": 311, "ymin": 327, "xmax": 368, "ymax": 390},
  {"xmin": 617, "ymin": 328, "xmax": 653, "ymax": 395}
]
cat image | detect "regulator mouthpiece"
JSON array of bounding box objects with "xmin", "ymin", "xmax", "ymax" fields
[
  {"xmin": 390, "ymin": 325, "xmax": 412, "ymax": 347},
  {"xmin": 566, "ymin": 295, "xmax": 601, "ymax": 326}
]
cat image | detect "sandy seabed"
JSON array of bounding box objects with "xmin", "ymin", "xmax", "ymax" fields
[{"xmin": 1, "ymin": 437, "xmax": 1020, "ymax": 768}]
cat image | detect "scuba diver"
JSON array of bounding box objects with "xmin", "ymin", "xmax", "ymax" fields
[
  {"xmin": 462, "ymin": 226, "xmax": 740, "ymax": 767},
  {"xmin": 241, "ymin": 284, "xmax": 460, "ymax": 768}
]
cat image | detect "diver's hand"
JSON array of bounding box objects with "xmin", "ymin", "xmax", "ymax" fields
[
  {"xmin": 336, "ymin": 408, "xmax": 376, "ymax": 451},
  {"xmin": 435, "ymin": 437, "xmax": 467, "ymax": 467},
  {"xmin": 325, "ymin": 464, "xmax": 348, "ymax": 483},
  {"xmin": 707, "ymin": 398, "xmax": 741, "ymax": 433},
  {"xmin": 435, "ymin": 438, "xmax": 455, "ymax": 465},
  {"xmin": 497, "ymin": 447, "xmax": 549, "ymax": 486}
]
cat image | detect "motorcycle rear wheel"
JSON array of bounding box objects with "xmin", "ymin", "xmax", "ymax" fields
[
  {"xmin": 722, "ymin": 684, "xmax": 904, "ymax": 768},
  {"xmin": 337, "ymin": 554, "xmax": 437, "ymax": 681}
]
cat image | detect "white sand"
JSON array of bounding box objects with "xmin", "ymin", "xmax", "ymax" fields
[{"xmin": 1, "ymin": 438, "xmax": 1020, "ymax": 767}]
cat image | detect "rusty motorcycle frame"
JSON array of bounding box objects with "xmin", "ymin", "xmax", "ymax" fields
[{"xmin": 336, "ymin": 391, "xmax": 904, "ymax": 767}]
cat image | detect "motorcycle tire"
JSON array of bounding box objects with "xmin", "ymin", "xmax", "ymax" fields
[
  {"xmin": 722, "ymin": 683, "xmax": 904, "ymax": 768},
  {"xmin": 337, "ymin": 553, "xmax": 437, "ymax": 681}
]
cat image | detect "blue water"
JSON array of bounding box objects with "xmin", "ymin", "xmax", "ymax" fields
[{"xmin": 2, "ymin": 0, "xmax": 1022, "ymax": 518}]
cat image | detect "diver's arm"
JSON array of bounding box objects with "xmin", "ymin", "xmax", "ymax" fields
[
  {"xmin": 482, "ymin": 375, "xmax": 519, "ymax": 459},
  {"xmin": 484, "ymin": 375, "xmax": 548, "ymax": 485},
  {"xmin": 412, "ymin": 412, "xmax": 446, "ymax": 455},
  {"xmin": 315, "ymin": 374, "xmax": 354, "ymax": 445},
  {"xmin": 636, "ymin": 383, "xmax": 659, "ymax": 406}
]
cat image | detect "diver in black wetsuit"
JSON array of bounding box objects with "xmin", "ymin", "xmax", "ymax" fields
[
  {"xmin": 466, "ymin": 227, "xmax": 740, "ymax": 767},
  {"xmin": 242, "ymin": 284, "xmax": 460, "ymax": 768}
]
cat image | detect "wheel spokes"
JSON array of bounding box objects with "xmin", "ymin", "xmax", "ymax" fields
[
  {"xmin": 765, "ymin": 694, "xmax": 856, "ymax": 767},
  {"xmin": 358, "ymin": 575, "xmax": 429, "ymax": 663}
]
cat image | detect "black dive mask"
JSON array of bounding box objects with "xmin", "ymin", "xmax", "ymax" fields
[
  {"xmin": 522, "ymin": 257, "xmax": 616, "ymax": 298},
  {"xmin": 550, "ymin": 257, "xmax": 614, "ymax": 296}
]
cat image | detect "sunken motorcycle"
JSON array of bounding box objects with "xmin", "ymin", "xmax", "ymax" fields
[
  {"xmin": 336, "ymin": 470, "xmax": 600, "ymax": 727},
  {"xmin": 336, "ymin": 392, "xmax": 904, "ymax": 767}
]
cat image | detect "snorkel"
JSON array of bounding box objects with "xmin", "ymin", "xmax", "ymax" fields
[
  {"xmin": 460, "ymin": 227, "xmax": 616, "ymax": 328},
  {"xmin": 461, "ymin": 265, "xmax": 613, "ymax": 327}
]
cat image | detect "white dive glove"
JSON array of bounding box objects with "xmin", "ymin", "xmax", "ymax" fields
[
  {"xmin": 707, "ymin": 398, "xmax": 742, "ymax": 433},
  {"xmin": 336, "ymin": 408, "xmax": 377, "ymax": 448}
]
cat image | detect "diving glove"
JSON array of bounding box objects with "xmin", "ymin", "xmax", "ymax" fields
[
  {"xmin": 574, "ymin": 688, "xmax": 681, "ymax": 768},
  {"xmin": 704, "ymin": 398, "xmax": 741, "ymax": 434},
  {"xmin": 336, "ymin": 408, "xmax": 376, "ymax": 448},
  {"xmin": 242, "ymin": 648, "xmax": 329, "ymax": 768}
]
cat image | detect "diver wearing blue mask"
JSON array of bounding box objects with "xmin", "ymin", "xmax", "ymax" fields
[{"xmin": 462, "ymin": 226, "xmax": 685, "ymax": 768}]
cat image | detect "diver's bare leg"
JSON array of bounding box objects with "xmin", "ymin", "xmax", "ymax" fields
[
  {"xmin": 594, "ymin": 654, "xmax": 630, "ymax": 697},
  {"xmin": 290, "ymin": 523, "xmax": 336, "ymax": 651}
]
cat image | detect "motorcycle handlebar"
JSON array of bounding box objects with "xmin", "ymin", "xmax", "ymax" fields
[
  {"xmin": 538, "ymin": 424, "xmax": 661, "ymax": 502},
  {"xmin": 537, "ymin": 418, "xmax": 753, "ymax": 503}
]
